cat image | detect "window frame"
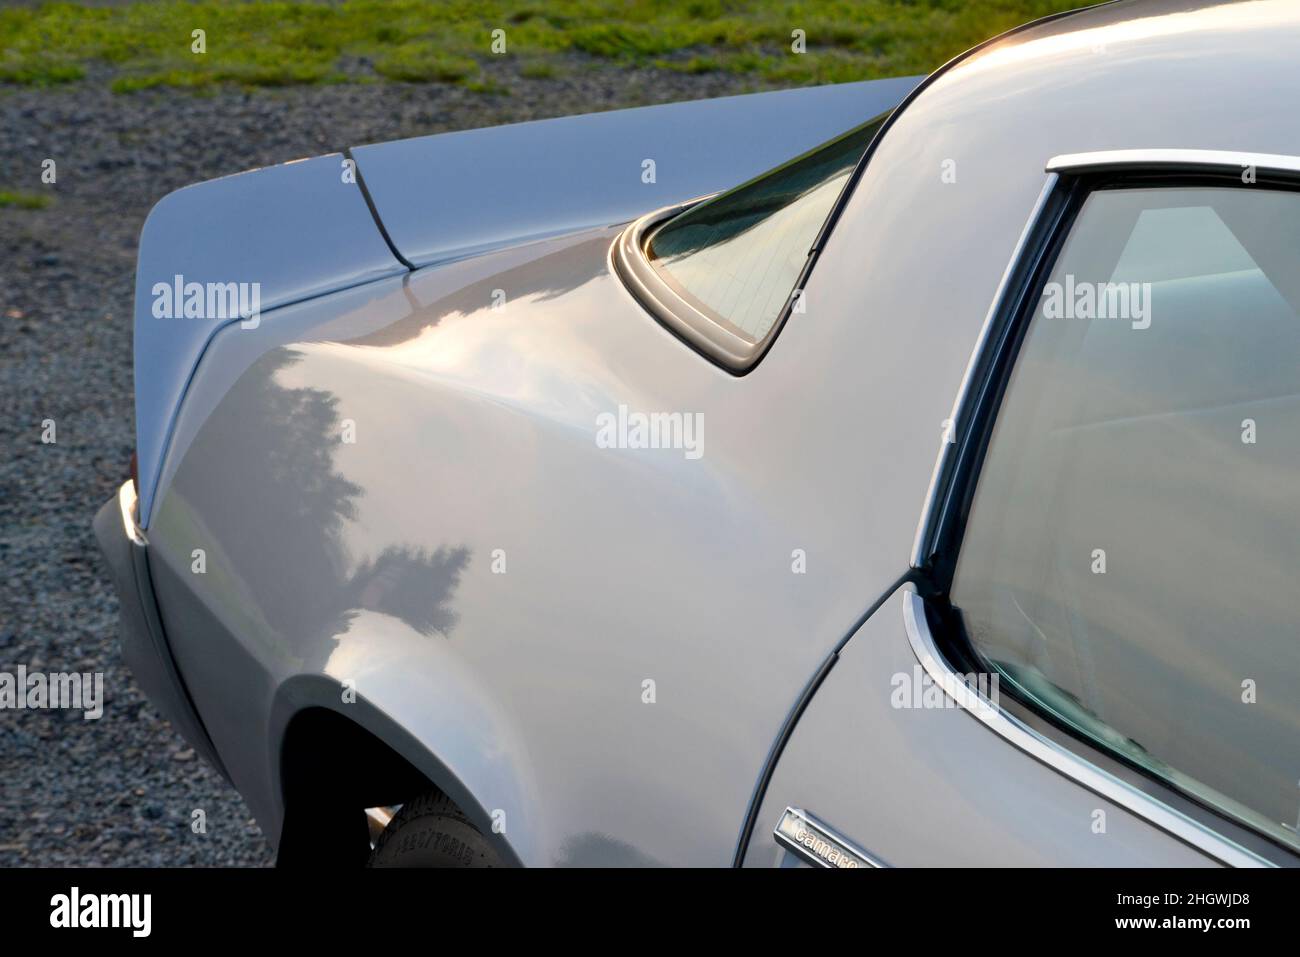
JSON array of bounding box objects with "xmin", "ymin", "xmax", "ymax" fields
[
  {"xmin": 615, "ymin": 200, "xmax": 761, "ymax": 371},
  {"xmin": 611, "ymin": 110, "xmax": 893, "ymax": 374},
  {"xmin": 907, "ymin": 150, "xmax": 1300, "ymax": 868}
]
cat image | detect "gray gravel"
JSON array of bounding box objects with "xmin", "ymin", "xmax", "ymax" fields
[{"xmin": 0, "ymin": 60, "xmax": 764, "ymax": 866}]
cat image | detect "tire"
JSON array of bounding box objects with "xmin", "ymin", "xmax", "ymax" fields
[{"xmin": 367, "ymin": 789, "xmax": 502, "ymax": 868}]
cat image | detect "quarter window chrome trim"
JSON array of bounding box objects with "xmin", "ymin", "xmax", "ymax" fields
[
  {"xmin": 1047, "ymin": 149, "xmax": 1300, "ymax": 176},
  {"xmin": 774, "ymin": 807, "xmax": 885, "ymax": 869},
  {"xmin": 901, "ymin": 591, "xmax": 1270, "ymax": 869}
]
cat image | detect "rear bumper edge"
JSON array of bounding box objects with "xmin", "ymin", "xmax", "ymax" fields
[{"xmin": 94, "ymin": 481, "xmax": 231, "ymax": 783}]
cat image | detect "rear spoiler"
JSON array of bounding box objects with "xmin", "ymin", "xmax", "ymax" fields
[
  {"xmin": 350, "ymin": 76, "xmax": 921, "ymax": 268},
  {"xmin": 133, "ymin": 76, "xmax": 921, "ymax": 525}
]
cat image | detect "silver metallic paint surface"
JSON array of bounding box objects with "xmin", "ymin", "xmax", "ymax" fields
[
  {"xmin": 743, "ymin": 591, "xmax": 1216, "ymax": 867},
  {"xmin": 138, "ymin": 0, "xmax": 1300, "ymax": 863},
  {"xmin": 133, "ymin": 154, "xmax": 407, "ymax": 523},
  {"xmin": 134, "ymin": 80, "xmax": 922, "ymax": 529},
  {"xmin": 350, "ymin": 78, "xmax": 920, "ymax": 268},
  {"xmin": 149, "ymin": 222, "xmax": 953, "ymax": 864}
]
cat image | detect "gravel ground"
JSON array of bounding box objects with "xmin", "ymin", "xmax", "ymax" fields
[{"xmin": 0, "ymin": 61, "xmax": 764, "ymax": 866}]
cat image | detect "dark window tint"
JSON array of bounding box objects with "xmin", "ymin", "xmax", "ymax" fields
[
  {"xmin": 646, "ymin": 116, "xmax": 882, "ymax": 341},
  {"xmin": 951, "ymin": 185, "xmax": 1300, "ymax": 851}
]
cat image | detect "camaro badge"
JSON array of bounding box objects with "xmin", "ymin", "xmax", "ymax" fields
[{"xmin": 774, "ymin": 807, "xmax": 884, "ymax": 868}]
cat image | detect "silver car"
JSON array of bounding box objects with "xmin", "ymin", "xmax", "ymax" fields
[{"xmin": 96, "ymin": 0, "xmax": 1300, "ymax": 867}]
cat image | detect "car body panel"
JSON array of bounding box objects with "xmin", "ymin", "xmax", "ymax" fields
[
  {"xmin": 742, "ymin": 590, "xmax": 1217, "ymax": 867},
  {"xmin": 350, "ymin": 77, "xmax": 921, "ymax": 268},
  {"xmin": 133, "ymin": 154, "xmax": 407, "ymax": 524},
  {"xmin": 92, "ymin": 483, "xmax": 229, "ymax": 781},
  {"xmin": 738, "ymin": 0, "xmax": 1300, "ymax": 864},
  {"xmin": 133, "ymin": 77, "xmax": 922, "ymax": 532},
  {"xmin": 144, "ymin": 220, "xmax": 956, "ymax": 864},
  {"xmin": 104, "ymin": 0, "xmax": 1300, "ymax": 865}
]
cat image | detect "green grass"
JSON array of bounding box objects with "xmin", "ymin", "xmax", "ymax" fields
[
  {"xmin": 374, "ymin": 44, "xmax": 480, "ymax": 82},
  {"xmin": 518, "ymin": 58, "xmax": 559, "ymax": 79},
  {"xmin": 0, "ymin": 191, "xmax": 52, "ymax": 210},
  {"xmin": 0, "ymin": 0, "xmax": 1095, "ymax": 93}
]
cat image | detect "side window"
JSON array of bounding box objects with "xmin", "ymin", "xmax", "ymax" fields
[{"xmin": 949, "ymin": 184, "xmax": 1300, "ymax": 852}]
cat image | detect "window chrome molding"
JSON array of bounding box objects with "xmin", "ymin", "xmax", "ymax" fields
[
  {"xmin": 901, "ymin": 590, "xmax": 1270, "ymax": 868},
  {"xmin": 1048, "ymin": 148, "xmax": 1300, "ymax": 177},
  {"xmin": 910, "ymin": 173, "xmax": 1061, "ymax": 568}
]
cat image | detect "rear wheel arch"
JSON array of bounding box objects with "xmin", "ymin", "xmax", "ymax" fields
[{"xmin": 270, "ymin": 676, "xmax": 523, "ymax": 867}]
